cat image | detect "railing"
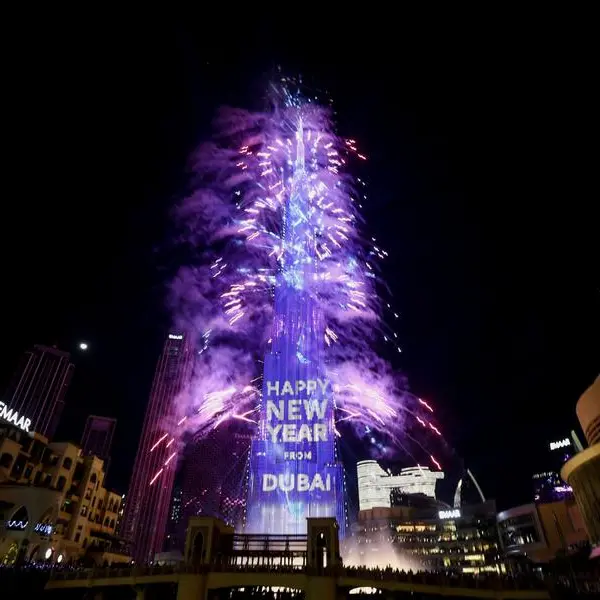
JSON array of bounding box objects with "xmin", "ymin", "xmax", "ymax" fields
[
  {"xmin": 50, "ymin": 565, "xmax": 181, "ymax": 580},
  {"xmin": 231, "ymin": 533, "xmax": 308, "ymax": 553}
]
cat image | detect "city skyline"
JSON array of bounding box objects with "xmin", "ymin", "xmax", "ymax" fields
[
  {"xmin": 1, "ymin": 15, "xmax": 599, "ymax": 594},
  {"xmin": 2, "ymin": 28, "xmax": 598, "ymax": 517},
  {"xmin": 0, "ymin": 333, "xmax": 595, "ymax": 513}
]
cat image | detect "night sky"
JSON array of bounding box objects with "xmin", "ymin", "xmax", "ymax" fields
[{"xmin": 2, "ymin": 16, "xmax": 598, "ymax": 512}]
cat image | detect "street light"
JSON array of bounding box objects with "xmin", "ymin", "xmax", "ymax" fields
[{"xmin": 79, "ymin": 342, "xmax": 88, "ymax": 351}]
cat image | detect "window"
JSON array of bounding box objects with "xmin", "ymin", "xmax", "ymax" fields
[
  {"xmin": 10, "ymin": 506, "xmax": 29, "ymax": 523},
  {"xmin": 10, "ymin": 454, "xmax": 27, "ymax": 478},
  {"xmin": 0, "ymin": 453, "xmax": 13, "ymax": 469},
  {"xmin": 62, "ymin": 457, "xmax": 73, "ymax": 470}
]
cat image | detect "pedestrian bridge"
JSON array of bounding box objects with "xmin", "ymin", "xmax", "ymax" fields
[
  {"xmin": 46, "ymin": 517, "xmax": 551, "ymax": 600},
  {"xmin": 47, "ymin": 564, "xmax": 550, "ymax": 600}
]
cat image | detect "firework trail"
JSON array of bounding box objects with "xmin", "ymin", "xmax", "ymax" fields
[{"xmin": 157, "ymin": 77, "xmax": 448, "ymax": 480}]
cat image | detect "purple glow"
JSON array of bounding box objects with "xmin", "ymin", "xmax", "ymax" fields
[{"xmin": 167, "ymin": 80, "xmax": 448, "ymax": 532}]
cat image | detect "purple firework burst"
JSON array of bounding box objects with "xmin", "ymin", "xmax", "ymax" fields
[{"xmin": 165, "ymin": 79, "xmax": 446, "ymax": 471}]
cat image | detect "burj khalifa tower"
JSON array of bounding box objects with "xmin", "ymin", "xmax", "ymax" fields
[{"xmin": 245, "ymin": 119, "xmax": 346, "ymax": 536}]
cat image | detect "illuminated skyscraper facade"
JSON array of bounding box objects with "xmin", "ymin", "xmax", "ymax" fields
[
  {"xmin": 245, "ymin": 123, "xmax": 346, "ymax": 535},
  {"xmin": 121, "ymin": 333, "xmax": 193, "ymax": 562},
  {"xmin": 179, "ymin": 423, "xmax": 251, "ymax": 538},
  {"xmin": 2, "ymin": 344, "xmax": 74, "ymax": 439}
]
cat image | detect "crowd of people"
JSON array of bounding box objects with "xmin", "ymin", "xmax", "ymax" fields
[
  {"xmin": 5, "ymin": 555, "xmax": 599, "ymax": 598},
  {"xmin": 341, "ymin": 564, "xmax": 551, "ymax": 590},
  {"xmin": 48, "ymin": 558, "xmax": 551, "ymax": 590}
]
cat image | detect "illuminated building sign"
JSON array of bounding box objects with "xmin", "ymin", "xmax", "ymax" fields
[
  {"xmin": 438, "ymin": 509, "xmax": 461, "ymax": 519},
  {"xmin": 5, "ymin": 521, "xmax": 53, "ymax": 535},
  {"xmin": 168, "ymin": 334, "xmax": 183, "ymax": 340},
  {"xmin": 35, "ymin": 523, "xmax": 53, "ymax": 536},
  {"xmin": 549, "ymin": 438, "xmax": 571, "ymax": 450},
  {"xmin": 0, "ymin": 401, "xmax": 32, "ymax": 433},
  {"xmin": 246, "ymin": 377, "xmax": 344, "ymax": 534},
  {"xmin": 261, "ymin": 379, "xmax": 331, "ymax": 497}
]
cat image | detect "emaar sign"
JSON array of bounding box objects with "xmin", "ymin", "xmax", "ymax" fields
[
  {"xmin": 0, "ymin": 401, "xmax": 32, "ymax": 433},
  {"xmin": 439, "ymin": 509, "xmax": 461, "ymax": 519},
  {"xmin": 550, "ymin": 438, "xmax": 571, "ymax": 451}
]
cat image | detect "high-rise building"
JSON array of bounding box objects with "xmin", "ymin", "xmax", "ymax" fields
[
  {"xmin": 81, "ymin": 415, "xmax": 117, "ymax": 472},
  {"xmin": 115, "ymin": 493, "xmax": 126, "ymax": 535},
  {"xmin": 164, "ymin": 485, "xmax": 183, "ymax": 551},
  {"xmin": 179, "ymin": 423, "xmax": 251, "ymax": 541},
  {"xmin": 170, "ymin": 486, "xmax": 183, "ymax": 524},
  {"xmin": 2, "ymin": 344, "xmax": 74, "ymax": 439},
  {"xmin": 245, "ymin": 124, "xmax": 346, "ymax": 536},
  {"xmin": 120, "ymin": 333, "xmax": 194, "ymax": 562}
]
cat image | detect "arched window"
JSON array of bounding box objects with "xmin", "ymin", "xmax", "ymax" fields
[
  {"xmin": 1, "ymin": 543, "xmax": 19, "ymax": 566},
  {"xmin": 10, "ymin": 505, "xmax": 29, "ymax": 524},
  {"xmin": 28, "ymin": 545, "xmax": 40, "ymax": 562},
  {"xmin": 191, "ymin": 531, "xmax": 204, "ymax": 566},
  {"xmin": 90, "ymin": 473, "xmax": 97, "ymax": 484},
  {"xmin": 56, "ymin": 476, "xmax": 67, "ymax": 491},
  {"xmin": 62, "ymin": 457, "xmax": 73, "ymax": 470}
]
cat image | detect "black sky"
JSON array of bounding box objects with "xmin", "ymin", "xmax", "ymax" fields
[{"xmin": 2, "ymin": 14, "xmax": 598, "ymax": 511}]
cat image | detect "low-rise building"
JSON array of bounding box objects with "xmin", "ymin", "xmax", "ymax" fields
[
  {"xmin": 351, "ymin": 495, "xmax": 504, "ymax": 574},
  {"xmin": 496, "ymin": 496, "xmax": 588, "ymax": 564},
  {"xmin": 0, "ymin": 415, "xmax": 130, "ymax": 565}
]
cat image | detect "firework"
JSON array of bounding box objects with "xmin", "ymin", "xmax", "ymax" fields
[{"xmin": 163, "ymin": 78, "xmax": 448, "ymax": 495}]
